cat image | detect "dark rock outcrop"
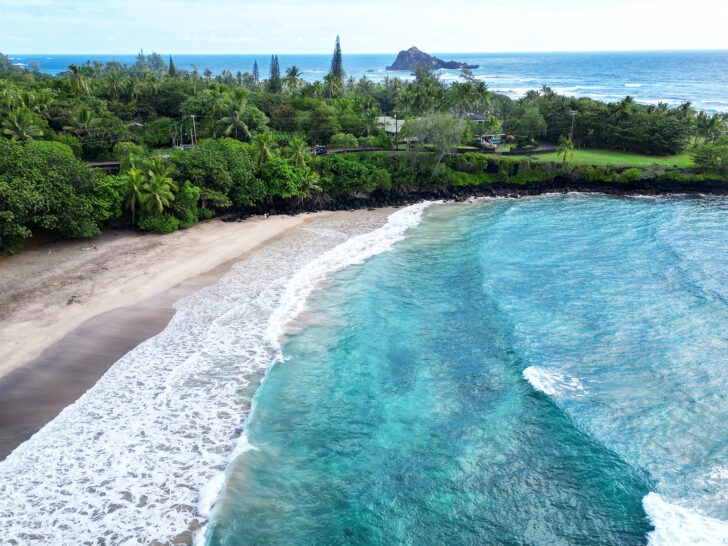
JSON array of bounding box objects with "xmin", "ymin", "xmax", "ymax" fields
[
  {"xmin": 225, "ymin": 176, "xmax": 728, "ymax": 222},
  {"xmin": 386, "ymin": 46, "xmax": 478, "ymax": 71}
]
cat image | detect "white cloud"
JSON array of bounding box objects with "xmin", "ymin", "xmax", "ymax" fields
[{"xmin": 0, "ymin": 0, "xmax": 726, "ymax": 53}]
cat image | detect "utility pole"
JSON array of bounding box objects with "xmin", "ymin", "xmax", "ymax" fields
[
  {"xmin": 569, "ymin": 110, "xmax": 578, "ymax": 142},
  {"xmin": 190, "ymin": 114, "xmax": 197, "ymax": 146},
  {"xmin": 394, "ymin": 112, "xmax": 398, "ymax": 151}
]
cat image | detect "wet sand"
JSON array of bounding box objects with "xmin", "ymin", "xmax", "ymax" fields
[{"xmin": 0, "ymin": 213, "xmax": 329, "ymax": 460}]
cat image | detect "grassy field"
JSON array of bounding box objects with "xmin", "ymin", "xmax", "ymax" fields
[{"xmin": 514, "ymin": 149, "xmax": 695, "ymax": 168}]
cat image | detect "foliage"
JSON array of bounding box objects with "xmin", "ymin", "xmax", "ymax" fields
[
  {"xmin": 693, "ymin": 138, "xmax": 728, "ymax": 176},
  {"xmin": 171, "ymin": 138, "xmax": 261, "ymax": 207},
  {"xmin": 137, "ymin": 213, "xmax": 180, "ymax": 233},
  {"xmin": 258, "ymin": 157, "xmax": 310, "ymax": 199},
  {"xmin": 113, "ymin": 141, "xmax": 145, "ymax": 161},
  {"xmin": 403, "ymin": 114, "xmax": 466, "ymax": 167},
  {"xmin": 330, "ymin": 132, "xmax": 359, "ymax": 149},
  {"xmin": 136, "ymin": 117, "xmax": 177, "ymax": 148},
  {"xmin": 0, "ymin": 140, "xmax": 124, "ymax": 246}
]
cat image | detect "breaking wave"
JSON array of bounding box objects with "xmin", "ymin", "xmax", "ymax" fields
[{"xmin": 0, "ymin": 204, "xmax": 430, "ymax": 544}]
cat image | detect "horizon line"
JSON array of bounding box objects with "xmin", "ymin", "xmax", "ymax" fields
[{"xmin": 6, "ymin": 48, "xmax": 728, "ymax": 57}]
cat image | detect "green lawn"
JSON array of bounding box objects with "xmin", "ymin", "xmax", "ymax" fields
[{"xmin": 516, "ymin": 149, "xmax": 695, "ymax": 168}]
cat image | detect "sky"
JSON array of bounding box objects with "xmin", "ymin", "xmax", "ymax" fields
[{"xmin": 1, "ymin": 0, "xmax": 727, "ymax": 54}]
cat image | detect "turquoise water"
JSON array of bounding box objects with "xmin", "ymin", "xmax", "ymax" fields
[{"xmin": 205, "ymin": 195, "xmax": 728, "ymax": 544}]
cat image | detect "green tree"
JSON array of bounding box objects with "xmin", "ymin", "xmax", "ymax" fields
[
  {"xmin": 285, "ymin": 137, "xmax": 310, "ymax": 168},
  {"xmin": 123, "ymin": 168, "xmax": 146, "ymax": 226},
  {"xmin": 329, "ymin": 35, "xmax": 344, "ymax": 80},
  {"xmin": 68, "ymin": 64, "xmax": 90, "ymax": 95},
  {"xmin": 557, "ymin": 136, "xmax": 575, "ymax": 166},
  {"xmin": 2, "ymin": 108, "xmax": 43, "ymax": 140},
  {"xmin": 63, "ymin": 106, "xmax": 100, "ymax": 136},
  {"xmin": 267, "ymin": 55, "xmax": 282, "ymax": 93},
  {"xmin": 323, "ymin": 73, "xmax": 342, "ymax": 99},
  {"xmin": 693, "ymin": 137, "xmax": 728, "ymax": 176},
  {"xmin": 251, "ymin": 133, "xmax": 277, "ymax": 165},
  {"xmin": 252, "ymin": 60, "xmax": 260, "ymax": 87},
  {"xmin": 403, "ymin": 114, "xmax": 465, "ymax": 168},
  {"xmin": 168, "ymin": 56, "xmax": 178, "ymax": 78},
  {"xmin": 284, "ymin": 66, "xmax": 304, "ymax": 91},
  {"xmin": 140, "ymin": 164, "xmax": 178, "ymax": 213},
  {"xmin": 217, "ymin": 105, "xmax": 252, "ymax": 140}
]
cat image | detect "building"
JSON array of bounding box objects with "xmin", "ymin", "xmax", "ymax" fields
[
  {"xmin": 377, "ymin": 116, "xmax": 404, "ymax": 138},
  {"xmin": 462, "ymin": 113, "xmax": 488, "ymax": 124}
]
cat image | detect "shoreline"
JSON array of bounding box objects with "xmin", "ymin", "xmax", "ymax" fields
[{"xmin": 0, "ymin": 212, "xmax": 330, "ymax": 459}]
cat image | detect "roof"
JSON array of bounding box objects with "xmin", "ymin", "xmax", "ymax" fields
[
  {"xmin": 462, "ymin": 113, "xmax": 487, "ymax": 122},
  {"xmin": 377, "ymin": 116, "xmax": 404, "ymax": 134}
]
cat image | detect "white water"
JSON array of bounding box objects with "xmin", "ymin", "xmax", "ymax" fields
[
  {"xmin": 0, "ymin": 204, "xmax": 429, "ymax": 544},
  {"xmin": 524, "ymin": 367, "xmax": 728, "ymax": 545}
]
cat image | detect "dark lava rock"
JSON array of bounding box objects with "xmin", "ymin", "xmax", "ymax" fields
[{"xmin": 386, "ymin": 46, "xmax": 479, "ymax": 71}]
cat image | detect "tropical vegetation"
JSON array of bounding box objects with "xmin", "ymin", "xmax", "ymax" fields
[{"xmin": 0, "ymin": 41, "xmax": 726, "ymax": 250}]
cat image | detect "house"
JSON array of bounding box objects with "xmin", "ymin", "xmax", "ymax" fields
[
  {"xmin": 462, "ymin": 113, "xmax": 487, "ymax": 124},
  {"xmin": 377, "ymin": 116, "xmax": 404, "ymax": 138}
]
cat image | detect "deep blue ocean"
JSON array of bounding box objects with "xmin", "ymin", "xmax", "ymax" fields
[{"xmin": 7, "ymin": 51, "xmax": 728, "ymax": 112}]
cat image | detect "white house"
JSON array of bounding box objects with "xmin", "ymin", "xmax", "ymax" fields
[{"xmin": 377, "ymin": 116, "xmax": 404, "ymax": 138}]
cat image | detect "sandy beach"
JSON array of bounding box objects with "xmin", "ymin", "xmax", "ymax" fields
[{"xmin": 0, "ymin": 212, "xmax": 329, "ymax": 457}]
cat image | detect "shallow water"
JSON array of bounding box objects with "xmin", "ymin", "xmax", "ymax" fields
[
  {"xmin": 3, "ymin": 196, "xmax": 728, "ymax": 544},
  {"xmin": 206, "ymin": 195, "xmax": 728, "ymax": 545}
]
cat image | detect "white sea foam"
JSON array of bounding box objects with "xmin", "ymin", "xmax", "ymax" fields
[
  {"xmin": 644, "ymin": 493, "xmax": 728, "ymax": 545},
  {"xmin": 0, "ymin": 203, "xmax": 431, "ymax": 544},
  {"xmin": 522, "ymin": 365, "xmax": 589, "ymax": 398}
]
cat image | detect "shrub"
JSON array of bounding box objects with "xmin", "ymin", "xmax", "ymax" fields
[
  {"xmin": 135, "ymin": 117, "xmax": 177, "ymax": 148},
  {"xmin": 137, "ymin": 213, "xmax": 180, "ymax": 233},
  {"xmin": 330, "ymin": 133, "xmax": 359, "ymax": 149},
  {"xmin": 170, "ymin": 181, "xmax": 201, "ymax": 228},
  {"xmin": 0, "ymin": 140, "xmax": 124, "ymax": 247},
  {"xmin": 54, "ymin": 133, "xmax": 83, "ymax": 157},
  {"xmin": 113, "ymin": 141, "xmax": 146, "ymax": 162},
  {"xmin": 617, "ymin": 168, "xmax": 643, "ymax": 183},
  {"xmin": 171, "ymin": 138, "xmax": 261, "ymax": 207}
]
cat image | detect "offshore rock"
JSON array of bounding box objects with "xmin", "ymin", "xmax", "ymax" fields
[{"xmin": 386, "ymin": 46, "xmax": 479, "ymax": 71}]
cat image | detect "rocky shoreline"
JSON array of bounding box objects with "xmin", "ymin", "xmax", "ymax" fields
[{"xmin": 228, "ymin": 178, "xmax": 728, "ymax": 220}]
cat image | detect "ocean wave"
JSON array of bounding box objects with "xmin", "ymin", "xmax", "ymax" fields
[
  {"xmin": 522, "ymin": 365, "xmax": 589, "ymax": 398},
  {"xmin": 643, "ymin": 493, "xmax": 728, "ymax": 545},
  {"xmin": 0, "ymin": 204, "xmax": 431, "ymax": 544},
  {"xmin": 194, "ymin": 202, "xmax": 433, "ymax": 543}
]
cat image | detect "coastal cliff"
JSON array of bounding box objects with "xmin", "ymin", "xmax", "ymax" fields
[{"xmin": 386, "ymin": 46, "xmax": 479, "ymax": 71}]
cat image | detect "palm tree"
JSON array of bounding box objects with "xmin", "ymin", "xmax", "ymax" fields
[
  {"xmin": 286, "ymin": 137, "xmax": 310, "ymax": 167},
  {"xmin": 217, "ymin": 106, "xmax": 252, "ymax": 140},
  {"xmin": 323, "ymin": 73, "xmax": 342, "ymax": 99},
  {"xmin": 105, "ymin": 70, "xmax": 123, "ymax": 101},
  {"xmin": 140, "ymin": 167, "xmax": 178, "ymax": 214},
  {"xmin": 557, "ymin": 136, "xmax": 575, "ymax": 166},
  {"xmin": 251, "ymin": 133, "xmax": 276, "ymax": 165},
  {"xmin": 63, "ymin": 106, "xmax": 99, "ymax": 136},
  {"xmin": 0, "ymin": 79, "xmax": 16, "ymax": 113},
  {"xmin": 706, "ymin": 113, "xmax": 727, "ymax": 142},
  {"xmin": 68, "ymin": 64, "xmax": 90, "ymax": 95},
  {"xmin": 124, "ymin": 168, "xmax": 146, "ymax": 227},
  {"xmin": 2, "ymin": 108, "xmax": 43, "ymax": 140},
  {"xmin": 284, "ymin": 66, "xmax": 304, "ymax": 91},
  {"xmin": 362, "ymin": 107, "xmax": 379, "ymax": 136}
]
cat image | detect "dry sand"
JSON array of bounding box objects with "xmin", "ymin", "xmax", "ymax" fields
[
  {"xmin": 0, "ymin": 213, "xmax": 327, "ymax": 379},
  {"xmin": 0, "ymin": 213, "xmax": 330, "ymax": 457}
]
